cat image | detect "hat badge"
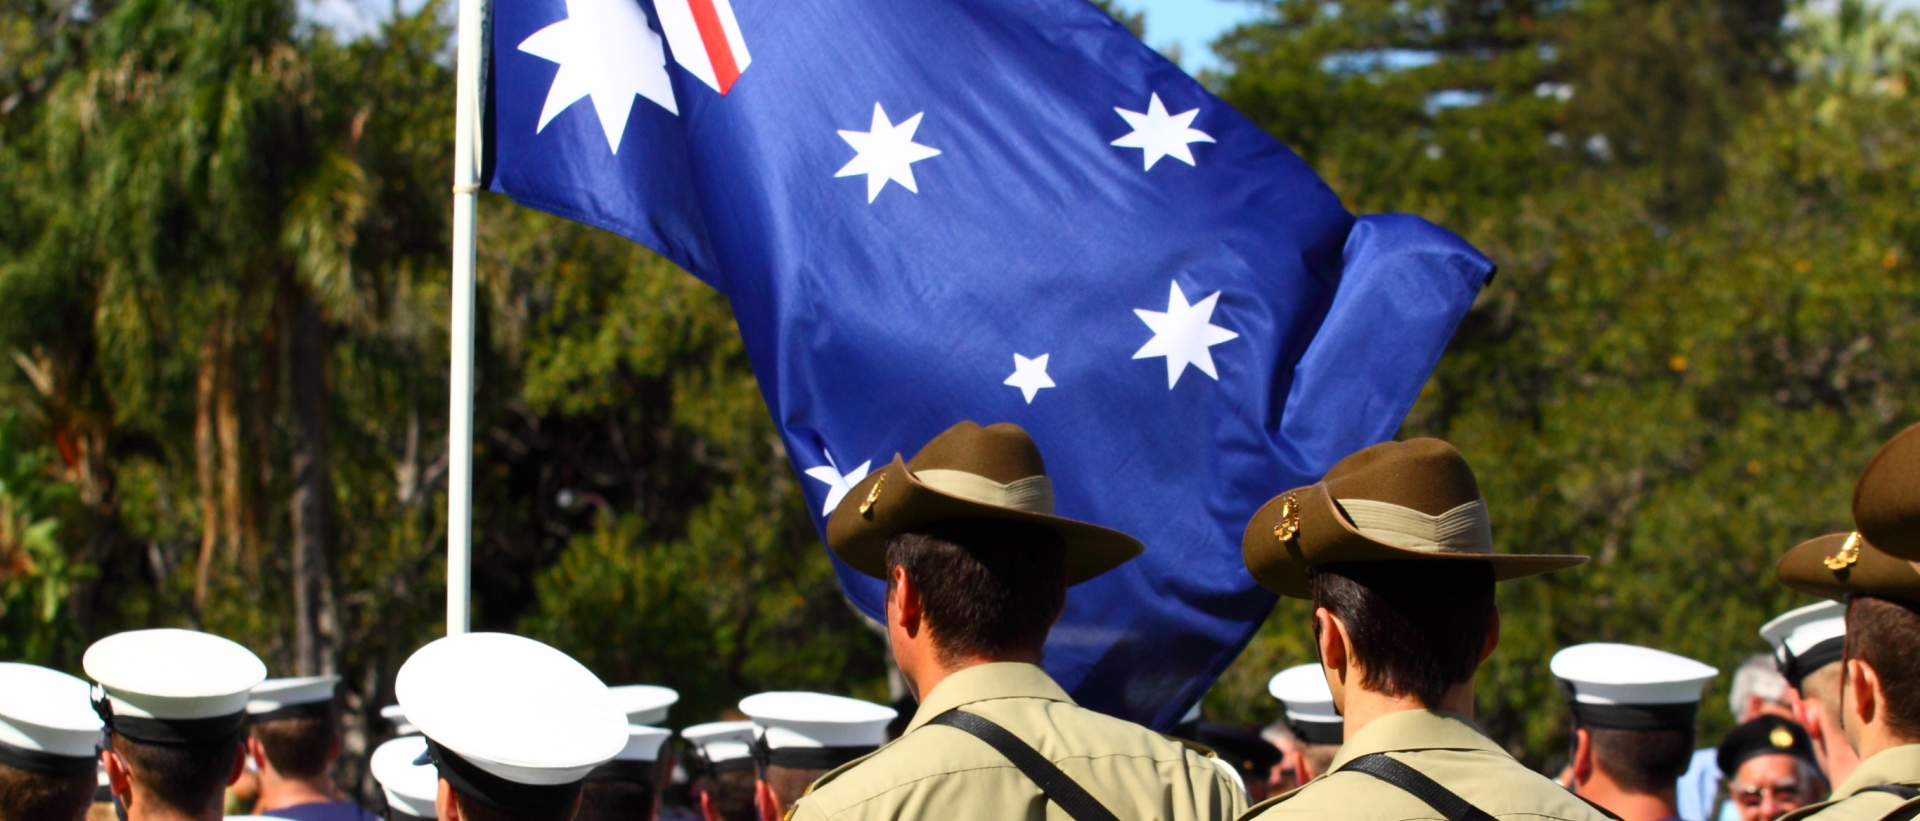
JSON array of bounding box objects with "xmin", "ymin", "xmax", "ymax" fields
[
  {"xmin": 1272, "ymin": 494, "xmax": 1301, "ymax": 544},
  {"xmin": 858, "ymin": 474, "xmax": 886, "ymax": 518},
  {"xmin": 1824, "ymin": 532, "xmax": 1863, "ymax": 571},
  {"xmin": 1770, "ymin": 725, "xmax": 1794, "ymax": 749}
]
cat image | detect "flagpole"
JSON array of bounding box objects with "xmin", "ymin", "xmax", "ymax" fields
[{"xmin": 447, "ymin": 0, "xmax": 486, "ymax": 636}]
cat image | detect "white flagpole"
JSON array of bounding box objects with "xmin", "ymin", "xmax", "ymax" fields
[{"xmin": 447, "ymin": 0, "xmax": 486, "ymax": 636}]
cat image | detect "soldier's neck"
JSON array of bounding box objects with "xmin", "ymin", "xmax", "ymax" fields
[
  {"xmin": 1339, "ymin": 677, "xmax": 1477, "ymax": 740},
  {"xmin": 1575, "ymin": 774, "xmax": 1679, "ymax": 821},
  {"xmin": 123, "ymin": 787, "xmax": 224, "ymax": 821},
  {"xmin": 902, "ymin": 645, "xmax": 1043, "ymax": 702}
]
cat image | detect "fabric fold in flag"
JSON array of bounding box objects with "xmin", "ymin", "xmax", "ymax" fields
[{"xmin": 484, "ymin": 0, "xmax": 1492, "ymax": 728}]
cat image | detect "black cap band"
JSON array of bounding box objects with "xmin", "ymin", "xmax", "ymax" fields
[
  {"xmin": 247, "ymin": 701, "xmax": 334, "ymax": 724},
  {"xmin": 1287, "ymin": 719, "xmax": 1343, "ymax": 746},
  {"xmin": 91, "ymin": 693, "xmax": 246, "ymax": 746},
  {"xmin": 689, "ymin": 748, "xmax": 756, "ymax": 777},
  {"xmin": 426, "ymin": 737, "xmax": 584, "ymax": 812},
  {"xmin": 0, "ymin": 737, "xmax": 97, "ymax": 778},
  {"xmin": 1778, "ymin": 637, "xmax": 1845, "ymax": 689},
  {"xmin": 750, "ymin": 736, "xmax": 874, "ymax": 771},
  {"xmin": 1567, "ymin": 700, "xmax": 1699, "ymax": 731},
  {"xmin": 583, "ymin": 759, "xmax": 654, "ymax": 784}
]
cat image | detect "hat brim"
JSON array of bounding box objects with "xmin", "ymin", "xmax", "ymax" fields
[
  {"xmin": 826, "ymin": 456, "xmax": 1144, "ymax": 585},
  {"xmin": 1242, "ymin": 482, "xmax": 1589, "ymax": 598},
  {"xmin": 1776, "ymin": 532, "xmax": 1920, "ymax": 604}
]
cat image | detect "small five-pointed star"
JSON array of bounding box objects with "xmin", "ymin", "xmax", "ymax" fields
[
  {"xmin": 1004, "ymin": 353, "xmax": 1055, "ymax": 404},
  {"xmin": 836, "ymin": 103, "xmax": 943, "ymax": 203},
  {"xmin": 1133, "ymin": 281, "xmax": 1239, "ymax": 388},
  {"xmin": 518, "ymin": 0, "xmax": 679, "ymax": 153},
  {"xmin": 803, "ymin": 452, "xmax": 871, "ymax": 516},
  {"xmin": 1110, "ymin": 93, "xmax": 1215, "ymax": 171}
]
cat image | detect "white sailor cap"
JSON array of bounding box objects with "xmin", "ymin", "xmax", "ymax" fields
[
  {"xmin": 582, "ymin": 725, "xmax": 674, "ymax": 786},
  {"xmin": 681, "ymin": 721, "xmax": 758, "ymax": 776},
  {"xmin": 1267, "ymin": 664, "xmax": 1342, "ymax": 744},
  {"xmin": 0, "ymin": 663, "xmax": 104, "ymax": 778},
  {"xmin": 1551, "ymin": 643, "xmax": 1718, "ymax": 731},
  {"xmin": 1760, "ymin": 601, "xmax": 1846, "ymax": 688},
  {"xmin": 738, "ymin": 692, "xmax": 894, "ymax": 770},
  {"xmin": 608, "ymin": 685, "xmax": 679, "ymax": 726},
  {"xmin": 381, "ymin": 704, "xmax": 419, "ymax": 736},
  {"xmin": 371, "ymin": 735, "xmax": 438, "ymax": 819},
  {"xmin": 247, "ymin": 675, "xmax": 339, "ymax": 722},
  {"xmin": 83, "ymin": 628, "xmax": 266, "ymax": 745},
  {"xmin": 396, "ymin": 633, "xmax": 626, "ymax": 812}
]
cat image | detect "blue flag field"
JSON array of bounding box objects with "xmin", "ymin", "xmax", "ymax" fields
[{"xmin": 483, "ymin": 0, "xmax": 1492, "ymax": 728}]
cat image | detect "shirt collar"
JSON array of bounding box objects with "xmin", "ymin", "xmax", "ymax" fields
[
  {"xmin": 1327, "ymin": 709, "xmax": 1510, "ymax": 771},
  {"xmin": 905, "ymin": 662, "xmax": 1073, "ymax": 733},
  {"xmin": 1834, "ymin": 743, "xmax": 1920, "ymax": 797}
]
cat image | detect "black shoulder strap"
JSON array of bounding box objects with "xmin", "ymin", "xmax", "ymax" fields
[
  {"xmin": 926, "ymin": 709, "xmax": 1122, "ymax": 821},
  {"xmin": 1338, "ymin": 753, "xmax": 1498, "ymax": 821},
  {"xmin": 1858, "ymin": 785, "xmax": 1920, "ymax": 800}
]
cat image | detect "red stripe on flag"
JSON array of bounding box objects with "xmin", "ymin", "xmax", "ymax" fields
[{"xmin": 686, "ymin": 0, "xmax": 741, "ymax": 94}]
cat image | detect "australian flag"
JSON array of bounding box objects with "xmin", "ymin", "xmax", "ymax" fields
[{"xmin": 484, "ymin": 0, "xmax": 1492, "ymax": 728}]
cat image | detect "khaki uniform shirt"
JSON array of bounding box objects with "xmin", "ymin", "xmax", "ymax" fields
[
  {"xmin": 1240, "ymin": 710, "xmax": 1612, "ymax": 821},
  {"xmin": 1776, "ymin": 744, "xmax": 1920, "ymax": 821},
  {"xmin": 789, "ymin": 662, "xmax": 1247, "ymax": 821}
]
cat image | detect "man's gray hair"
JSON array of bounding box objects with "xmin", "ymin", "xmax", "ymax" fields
[{"xmin": 1730, "ymin": 653, "xmax": 1789, "ymax": 718}]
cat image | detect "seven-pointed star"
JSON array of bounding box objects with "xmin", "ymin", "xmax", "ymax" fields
[
  {"xmin": 1110, "ymin": 93, "xmax": 1215, "ymax": 171},
  {"xmin": 836, "ymin": 103, "xmax": 942, "ymax": 203},
  {"xmin": 1004, "ymin": 353, "xmax": 1056, "ymax": 404},
  {"xmin": 518, "ymin": 0, "xmax": 678, "ymax": 154},
  {"xmin": 802, "ymin": 453, "xmax": 871, "ymax": 517},
  {"xmin": 1133, "ymin": 281, "xmax": 1239, "ymax": 388}
]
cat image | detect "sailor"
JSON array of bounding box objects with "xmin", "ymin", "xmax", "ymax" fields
[
  {"xmin": 1761, "ymin": 602, "xmax": 1856, "ymax": 786},
  {"xmin": 1552, "ymin": 643, "xmax": 1718, "ymax": 821},
  {"xmin": 1770, "ymin": 530, "xmax": 1920, "ymax": 821},
  {"xmin": 1236, "ymin": 438, "xmax": 1606, "ymax": 821},
  {"xmin": 395, "ymin": 632, "xmax": 629, "ymax": 821},
  {"xmin": 1717, "ymin": 717, "xmax": 1825, "ymax": 821},
  {"xmin": 787, "ymin": 421, "xmax": 1247, "ymax": 821},
  {"xmin": 1268, "ymin": 664, "xmax": 1342, "ymax": 788},
  {"xmin": 739, "ymin": 692, "xmax": 891, "ymax": 821},
  {"xmin": 609, "ymin": 687, "xmax": 679, "ymax": 727},
  {"xmin": 369, "ymin": 736, "xmax": 436, "ymax": 821},
  {"xmin": 0, "ymin": 662, "xmax": 105, "ymax": 821},
  {"xmin": 681, "ymin": 722, "xmax": 757, "ymax": 821},
  {"xmin": 85, "ymin": 628, "xmax": 267, "ymax": 821},
  {"xmin": 577, "ymin": 724, "xmax": 673, "ymax": 821},
  {"xmin": 245, "ymin": 676, "xmax": 377, "ymax": 821}
]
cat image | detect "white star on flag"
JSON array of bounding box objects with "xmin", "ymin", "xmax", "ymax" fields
[
  {"xmin": 1110, "ymin": 93, "xmax": 1215, "ymax": 171},
  {"xmin": 803, "ymin": 452, "xmax": 871, "ymax": 517},
  {"xmin": 836, "ymin": 103, "xmax": 942, "ymax": 203},
  {"xmin": 1133, "ymin": 281, "xmax": 1239, "ymax": 388},
  {"xmin": 1004, "ymin": 353, "xmax": 1055, "ymax": 404},
  {"xmin": 518, "ymin": 0, "xmax": 678, "ymax": 154}
]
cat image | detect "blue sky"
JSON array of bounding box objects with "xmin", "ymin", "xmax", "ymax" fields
[{"xmin": 1116, "ymin": 0, "xmax": 1271, "ymax": 73}]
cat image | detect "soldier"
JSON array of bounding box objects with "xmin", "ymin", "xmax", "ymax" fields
[
  {"xmin": 1268, "ymin": 664, "xmax": 1342, "ymax": 787},
  {"xmin": 1769, "ymin": 530, "xmax": 1920, "ymax": 821},
  {"xmin": 578, "ymin": 686, "xmax": 679, "ymax": 821},
  {"xmin": 245, "ymin": 675, "xmax": 378, "ymax": 821},
  {"xmin": 394, "ymin": 632, "xmax": 629, "ymax": 821},
  {"xmin": 740, "ymin": 692, "xmax": 891, "ymax": 821},
  {"xmin": 792, "ymin": 421, "xmax": 1247, "ymax": 821},
  {"xmin": 85, "ymin": 629, "xmax": 267, "ymax": 821},
  {"xmin": 0, "ymin": 663, "xmax": 105, "ymax": 821},
  {"xmin": 681, "ymin": 722, "xmax": 757, "ymax": 821},
  {"xmin": 1717, "ymin": 717, "xmax": 1826, "ymax": 821},
  {"xmin": 1761, "ymin": 602, "xmax": 1857, "ymax": 787},
  {"xmin": 369, "ymin": 736, "xmax": 436, "ymax": 820},
  {"xmin": 1551, "ymin": 643, "xmax": 1719, "ymax": 821},
  {"xmin": 1236, "ymin": 438, "xmax": 1605, "ymax": 821}
]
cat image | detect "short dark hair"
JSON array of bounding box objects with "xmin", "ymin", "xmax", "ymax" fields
[
  {"xmin": 1309, "ymin": 561, "xmax": 1496, "ymax": 707},
  {"xmin": 884, "ymin": 518, "xmax": 1067, "ymax": 662},
  {"xmin": 0, "ymin": 761, "xmax": 94, "ymax": 821},
  {"xmin": 451, "ymin": 791, "xmax": 578, "ymax": 821},
  {"xmin": 694, "ymin": 770, "xmax": 756, "ymax": 821},
  {"xmin": 761, "ymin": 765, "xmax": 823, "ymax": 815},
  {"xmin": 111, "ymin": 733, "xmax": 241, "ymax": 814},
  {"xmin": 1849, "ymin": 596, "xmax": 1920, "ymax": 740},
  {"xmin": 1589, "ymin": 727, "xmax": 1695, "ymax": 793},
  {"xmin": 575, "ymin": 780, "xmax": 654, "ymax": 821},
  {"xmin": 251, "ymin": 715, "xmax": 336, "ymax": 779}
]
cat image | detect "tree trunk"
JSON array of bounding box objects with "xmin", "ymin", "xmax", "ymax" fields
[
  {"xmin": 285, "ymin": 282, "xmax": 337, "ymax": 676},
  {"xmin": 193, "ymin": 321, "xmax": 220, "ymax": 611},
  {"xmin": 217, "ymin": 318, "xmax": 245, "ymax": 568}
]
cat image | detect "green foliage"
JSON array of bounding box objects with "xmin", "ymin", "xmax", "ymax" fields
[{"xmin": 0, "ymin": 409, "xmax": 91, "ymax": 662}]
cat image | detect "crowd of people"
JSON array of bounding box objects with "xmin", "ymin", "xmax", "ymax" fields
[{"xmin": 2, "ymin": 420, "xmax": 1916, "ymax": 821}]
